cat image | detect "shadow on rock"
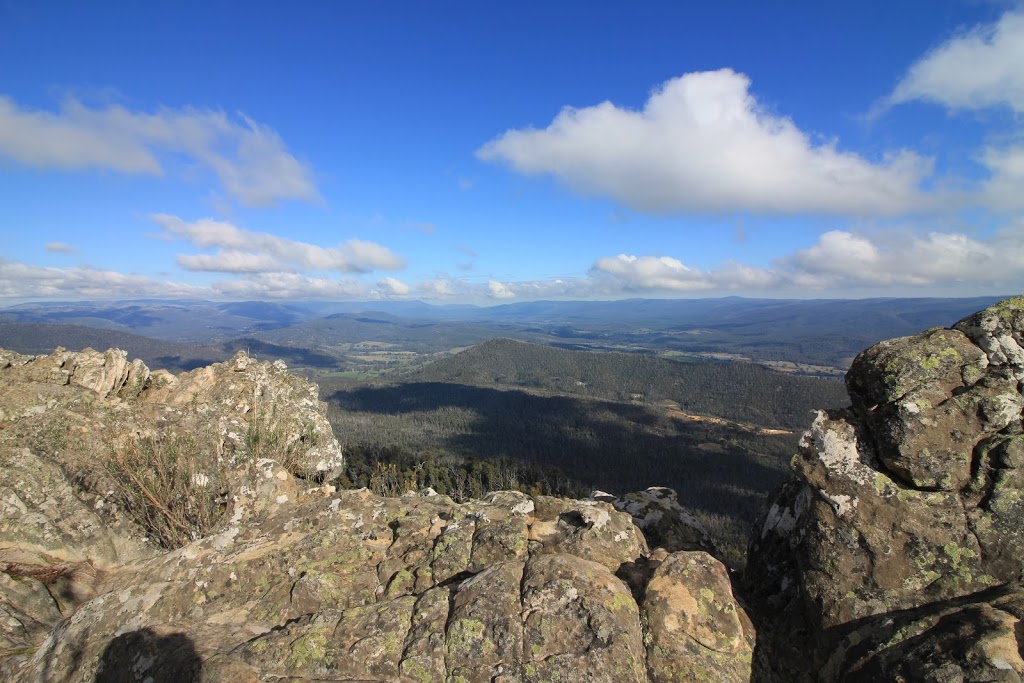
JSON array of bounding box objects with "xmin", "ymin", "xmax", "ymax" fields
[{"xmin": 95, "ymin": 628, "xmax": 201, "ymax": 683}]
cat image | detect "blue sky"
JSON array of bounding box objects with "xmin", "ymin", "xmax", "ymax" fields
[{"xmin": 1, "ymin": 1, "xmax": 1023, "ymax": 303}]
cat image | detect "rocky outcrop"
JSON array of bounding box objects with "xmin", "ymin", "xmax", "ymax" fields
[
  {"xmin": 0, "ymin": 347, "xmax": 343, "ymax": 677},
  {"xmin": 0, "ymin": 346, "xmax": 753, "ymax": 682},
  {"xmin": 593, "ymin": 486, "xmax": 717, "ymax": 555},
  {"xmin": 747, "ymin": 296, "xmax": 1024, "ymax": 681}
]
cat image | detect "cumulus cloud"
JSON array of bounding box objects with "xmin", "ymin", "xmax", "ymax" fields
[
  {"xmin": 0, "ymin": 257, "xmax": 208, "ymax": 299},
  {"xmin": 779, "ymin": 227, "xmax": 1024, "ymax": 289},
  {"xmin": 378, "ymin": 276, "xmax": 411, "ymax": 296},
  {"xmin": 154, "ymin": 214, "xmax": 405, "ymax": 274},
  {"xmin": 478, "ymin": 69, "xmax": 931, "ymax": 215},
  {"xmin": 45, "ymin": 242, "xmax": 77, "ymax": 254},
  {"xmin": 487, "ymin": 280, "xmax": 516, "ymax": 299},
  {"xmin": 589, "ymin": 226, "xmax": 1024, "ymax": 295},
  {"xmin": 592, "ymin": 255, "xmax": 715, "ymax": 292},
  {"xmin": 0, "ymin": 96, "xmax": 319, "ymax": 206},
  {"xmin": 889, "ymin": 11, "xmax": 1024, "ymax": 112}
]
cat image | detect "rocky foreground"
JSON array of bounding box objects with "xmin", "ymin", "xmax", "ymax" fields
[{"xmin": 0, "ymin": 296, "xmax": 1022, "ymax": 682}]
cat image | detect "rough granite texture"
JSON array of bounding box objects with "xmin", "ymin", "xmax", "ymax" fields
[
  {"xmin": 746, "ymin": 295, "xmax": 1024, "ymax": 681},
  {"xmin": 0, "ymin": 346, "xmax": 752, "ymax": 683}
]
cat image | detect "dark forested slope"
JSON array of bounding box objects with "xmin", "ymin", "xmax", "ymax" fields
[
  {"xmin": 323, "ymin": 340, "xmax": 851, "ymax": 565},
  {"xmin": 399, "ymin": 338, "xmax": 848, "ymax": 429}
]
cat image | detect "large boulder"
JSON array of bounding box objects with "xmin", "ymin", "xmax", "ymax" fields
[
  {"xmin": 593, "ymin": 486, "xmax": 718, "ymax": 556},
  {"xmin": 0, "ymin": 347, "xmax": 343, "ymax": 672},
  {"xmin": 746, "ymin": 296, "xmax": 1024, "ymax": 681}
]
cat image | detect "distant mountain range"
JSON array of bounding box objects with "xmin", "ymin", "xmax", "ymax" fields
[{"xmin": 0, "ymin": 296, "xmax": 1006, "ymax": 373}]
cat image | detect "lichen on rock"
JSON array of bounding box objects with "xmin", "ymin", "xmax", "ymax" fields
[
  {"xmin": 747, "ymin": 296, "xmax": 1024, "ymax": 681},
  {"xmin": 0, "ymin": 346, "xmax": 754, "ymax": 683}
]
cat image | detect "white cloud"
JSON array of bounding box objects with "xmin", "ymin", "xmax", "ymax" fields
[
  {"xmin": 211, "ymin": 273, "xmax": 369, "ymax": 300},
  {"xmin": 889, "ymin": 11, "xmax": 1024, "ymax": 112},
  {"xmin": 487, "ymin": 280, "xmax": 516, "ymax": 299},
  {"xmin": 779, "ymin": 227, "xmax": 1024, "ymax": 289},
  {"xmin": 0, "ymin": 257, "xmax": 208, "ymax": 299},
  {"xmin": 589, "ymin": 226, "xmax": 1024, "ymax": 295},
  {"xmin": 44, "ymin": 242, "xmax": 77, "ymax": 254},
  {"xmin": 415, "ymin": 278, "xmax": 457, "ymax": 298},
  {"xmin": 378, "ymin": 276, "xmax": 411, "ymax": 296},
  {"xmin": 0, "ymin": 96, "xmax": 319, "ymax": 207},
  {"xmin": 980, "ymin": 144, "xmax": 1024, "ymax": 211},
  {"xmin": 592, "ymin": 254, "xmax": 715, "ymax": 292},
  {"xmin": 154, "ymin": 214, "xmax": 405, "ymax": 274},
  {"xmin": 478, "ymin": 69, "xmax": 931, "ymax": 215}
]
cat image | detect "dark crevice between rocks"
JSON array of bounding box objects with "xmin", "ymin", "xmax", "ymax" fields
[
  {"xmin": 557, "ymin": 510, "xmax": 589, "ymax": 529},
  {"xmin": 967, "ymin": 435, "xmax": 1005, "ymax": 512},
  {"xmin": 385, "ymin": 517, "xmax": 401, "ymax": 553},
  {"xmin": 614, "ymin": 556, "xmax": 659, "ymax": 607},
  {"xmin": 397, "ymin": 588, "xmax": 427, "ymax": 667},
  {"xmin": 820, "ymin": 582, "xmax": 1021, "ymax": 680},
  {"xmin": 435, "ymin": 569, "xmax": 476, "ymax": 590},
  {"xmin": 230, "ymin": 613, "xmax": 316, "ymax": 652},
  {"xmin": 287, "ymin": 571, "xmax": 306, "ymax": 607},
  {"xmin": 515, "ymin": 559, "xmax": 531, "ymax": 675},
  {"xmin": 440, "ymin": 576, "xmax": 465, "ymax": 676},
  {"xmin": 848, "ymin": 410, "xmax": 952, "ymax": 495}
]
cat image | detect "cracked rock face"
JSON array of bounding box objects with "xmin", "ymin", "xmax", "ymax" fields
[
  {"xmin": 4, "ymin": 487, "xmax": 752, "ymax": 682},
  {"xmin": 746, "ymin": 296, "xmax": 1024, "ymax": 682},
  {"xmin": 0, "ymin": 347, "xmax": 754, "ymax": 682}
]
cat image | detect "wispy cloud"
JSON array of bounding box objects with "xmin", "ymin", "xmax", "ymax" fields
[
  {"xmin": 883, "ymin": 9, "xmax": 1024, "ymax": 213},
  {"xmin": 478, "ymin": 69, "xmax": 932, "ymax": 216},
  {"xmin": 0, "ymin": 96, "xmax": 320, "ymax": 207},
  {"xmin": 888, "ymin": 11, "xmax": 1024, "ymax": 112},
  {"xmin": 154, "ymin": 214, "xmax": 405, "ymax": 274},
  {"xmin": 211, "ymin": 273, "xmax": 370, "ymax": 300},
  {"xmin": 408, "ymin": 221, "xmax": 437, "ymax": 234},
  {"xmin": 44, "ymin": 242, "xmax": 77, "ymax": 254}
]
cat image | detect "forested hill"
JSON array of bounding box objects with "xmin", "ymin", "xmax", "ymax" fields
[{"xmin": 400, "ymin": 338, "xmax": 849, "ymax": 429}]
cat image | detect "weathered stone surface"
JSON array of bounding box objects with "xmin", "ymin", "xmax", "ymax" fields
[
  {"xmin": 644, "ymin": 551, "xmax": 755, "ymax": 683},
  {"xmin": 747, "ymin": 296, "xmax": 1024, "ymax": 681},
  {"xmin": 821, "ymin": 585, "xmax": 1024, "ymax": 683},
  {"xmin": 847, "ymin": 327, "xmax": 996, "ymax": 490},
  {"xmin": 2, "ymin": 484, "xmax": 740, "ymax": 682},
  {"xmin": 0, "ymin": 346, "xmax": 755, "ymax": 682},
  {"xmin": 0, "ymin": 347, "xmax": 343, "ymax": 674},
  {"xmin": 593, "ymin": 486, "xmax": 717, "ymax": 555}
]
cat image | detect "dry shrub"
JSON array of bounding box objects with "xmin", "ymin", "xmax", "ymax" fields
[{"xmin": 104, "ymin": 433, "xmax": 226, "ymax": 549}]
